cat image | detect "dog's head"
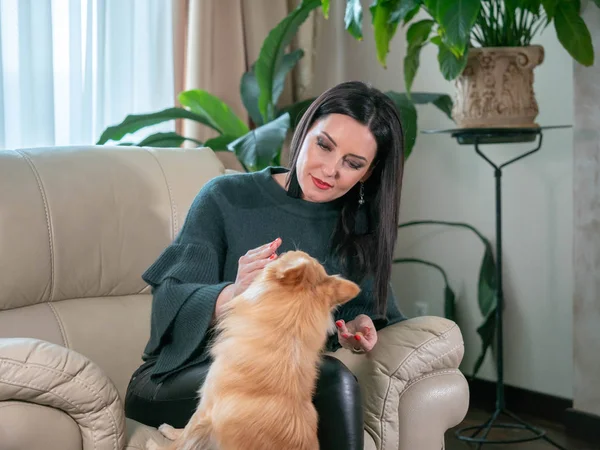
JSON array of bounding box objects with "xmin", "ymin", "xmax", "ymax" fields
[{"xmin": 260, "ymin": 250, "xmax": 360, "ymax": 311}]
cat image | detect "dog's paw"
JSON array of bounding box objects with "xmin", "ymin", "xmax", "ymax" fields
[
  {"xmin": 145, "ymin": 438, "xmax": 160, "ymax": 450},
  {"xmin": 158, "ymin": 423, "xmax": 182, "ymax": 441}
]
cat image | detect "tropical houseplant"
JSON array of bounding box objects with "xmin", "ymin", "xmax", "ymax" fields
[{"xmin": 346, "ymin": 0, "xmax": 598, "ymax": 128}]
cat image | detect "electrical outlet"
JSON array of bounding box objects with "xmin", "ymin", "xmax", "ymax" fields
[{"xmin": 415, "ymin": 302, "xmax": 428, "ymax": 317}]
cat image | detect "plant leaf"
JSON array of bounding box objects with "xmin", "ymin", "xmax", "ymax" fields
[
  {"xmin": 408, "ymin": 92, "xmax": 454, "ymax": 121},
  {"xmin": 444, "ymin": 285, "xmax": 457, "ymax": 321},
  {"xmin": 345, "ymin": 0, "xmax": 363, "ymax": 39},
  {"xmin": 322, "ymin": 0, "xmax": 330, "ymax": 18},
  {"xmin": 541, "ymin": 0, "xmax": 558, "ymax": 19},
  {"xmin": 472, "ymin": 307, "xmax": 496, "ymax": 378},
  {"xmin": 277, "ymin": 97, "xmax": 316, "ymax": 128},
  {"xmin": 370, "ymin": 0, "xmax": 400, "ymax": 67},
  {"xmin": 389, "ymin": 0, "xmax": 422, "ymax": 24},
  {"xmin": 273, "ymin": 49, "xmax": 305, "ymax": 107},
  {"xmin": 136, "ymin": 132, "xmax": 202, "ymax": 148},
  {"xmin": 96, "ymin": 107, "xmax": 217, "ymax": 145},
  {"xmin": 240, "ymin": 67, "xmax": 264, "ymax": 126},
  {"xmin": 254, "ymin": 0, "xmax": 321, "ymax": 123},
  {"xmin": 227, "ymin": 113, "xmax": 291, "ymax": 172},
  {"xmin": 385, "ymin": 91, "xmax": 417, "ymax": 159},
  {"xmin": 479, "ymin": 244, "xmax": 497, "ymax": 317},
  {"xmin": 204, "ymin": 135, "xmax": 239, "ymax": 151},
  {"xmin": 435, "ymin": 0, "xmax": 480, "ymax": 54},
  {"xmin": 437, "ymin": 39, "xmax": 469, "ymax": 80},
  {"xmin": 554, "ymin": 0, "xmax": 594, "ymax": 66},
  {"xmin": 404, "ymin": 20, "xmax": 435, "ymax": 93},
  {"xmin": 178, "ymin": 90, "xmax": 249, "ymax": 137},
  {"xmin": 593, "ymin": 0, "xmax": 600, "ymax": 8}
]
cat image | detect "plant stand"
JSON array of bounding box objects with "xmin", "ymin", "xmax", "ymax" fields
[{"xmin": 423, "ymin": 125, "xmax": 571, "ymax": 448}]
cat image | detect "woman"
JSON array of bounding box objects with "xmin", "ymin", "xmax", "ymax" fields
[{"xmin": 124, "ymin": 81, "xmax": 406, "ymax": 449}]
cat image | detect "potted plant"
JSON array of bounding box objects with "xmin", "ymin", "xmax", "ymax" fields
[{"xmin": 348, "ymin": 0, "xmax": 597, "ymax": 128}]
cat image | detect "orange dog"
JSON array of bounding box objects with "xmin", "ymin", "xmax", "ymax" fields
[{"xmin": 146, "ymin": 250, "xmax": 360, "ymax": 450}]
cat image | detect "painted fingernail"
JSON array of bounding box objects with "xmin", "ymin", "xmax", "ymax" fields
[
  {"xmin": 342, "ymin": 333, "xmax": 350, "ymax": 339},
  {"xmin": 355, "ymin": 334, "xmax": 361, "ymax": 341},
  {"xmin": 269, "ymin": 254, "xmax": 277, "ymax": 260},
  {"xmin": 335, "ymin": 320, "xmax": 343, "ymax": 328}
]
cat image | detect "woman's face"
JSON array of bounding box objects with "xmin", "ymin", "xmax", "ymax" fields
[{"xmin": 295, "ymin": 113, "xmax": 377, "ymax": 203}]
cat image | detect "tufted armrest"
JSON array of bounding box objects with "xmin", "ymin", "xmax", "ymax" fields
[
  {"xmin": 0, "ymin": 338, "xmax": 126, "ymax": 450},
  {"xmin": 332, "ymin": 316, "xmax": 470, "ymax": 450}
]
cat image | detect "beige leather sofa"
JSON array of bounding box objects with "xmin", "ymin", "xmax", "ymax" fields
[{"xmin": 0, "ymin": 145, "xmax": 469, "ymax": 450}]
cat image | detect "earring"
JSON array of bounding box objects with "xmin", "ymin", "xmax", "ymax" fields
[{"xmin": 358, "ymin": 182, "xmax": 365, "ymax": 206}]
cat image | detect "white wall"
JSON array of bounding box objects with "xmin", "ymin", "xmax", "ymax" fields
[{"xmin": 309, "ymin": 2, "xmax": 574, "ymax": 399}]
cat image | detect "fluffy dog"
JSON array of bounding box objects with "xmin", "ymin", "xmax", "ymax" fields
[{"xmin": 146, "ymin": 250, "xmax": 360, "ymax": 450}]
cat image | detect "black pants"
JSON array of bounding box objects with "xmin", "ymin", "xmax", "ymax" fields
[{"xmin": 124, "ymin": 355, "xmax": 364, "ymax": 450}]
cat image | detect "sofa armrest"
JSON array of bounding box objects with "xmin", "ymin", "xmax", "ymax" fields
[
  {"xmin": 332, "ymin": 316, "xmax": 469, "ymax": 450},
  {"xmin": 0, "ymin": 338, "xmax": 126, "ymax": 450}
]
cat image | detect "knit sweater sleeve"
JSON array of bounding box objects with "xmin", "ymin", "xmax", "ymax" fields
[{"xmin": 141, "ymin": 178, "xmax": 232, "ymax": 379}]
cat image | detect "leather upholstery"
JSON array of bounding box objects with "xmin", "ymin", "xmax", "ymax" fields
[{"xmin": 0, "ymin": 145, "xmax": 469, "ymax": 450}]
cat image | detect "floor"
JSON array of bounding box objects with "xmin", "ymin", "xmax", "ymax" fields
[{"xmin": 445, "ymin": 408, "xmax": 597, "ymax": 450}]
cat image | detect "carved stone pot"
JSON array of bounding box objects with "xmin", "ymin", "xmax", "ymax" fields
[{"xmin": 451, "ymin": 45, "xmax": 545, "ymax": 128}]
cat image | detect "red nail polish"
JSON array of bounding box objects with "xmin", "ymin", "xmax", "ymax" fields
[
  {"xmin": 269, "ymin": 254, "xmax": 277, "ymax": 260},
  {"xmin": 342, "ymin": 333, "xmax": 350, "ymax": 339},
  {"xmin": 355, "ymin": 334, "xmax": 361, "ymax": 341},
  {"xmin": 336, "ymin": 320, "xmax": 343, "ymax": 328}
]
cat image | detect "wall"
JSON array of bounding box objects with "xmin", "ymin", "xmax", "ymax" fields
[
  {"xmin": 573, "ymin": 3, "xmax": 600, "ymax": 417},
  {"xmin": 309, "ymin": 1, "xmax": 574, "ymax": 398}
]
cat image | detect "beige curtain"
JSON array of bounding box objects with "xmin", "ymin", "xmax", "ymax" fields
[{"xmin": 172, "ymin": 0, "xmax": 319, "ymax": 168}]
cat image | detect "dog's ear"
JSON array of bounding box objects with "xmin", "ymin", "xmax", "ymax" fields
[
  {"xmin": 275, "ymin": 256, "xmax": 309, "ymax": 285},
  {"xmin": 322, "ymin": 276, "xmax": 360, "ymax": 306}
]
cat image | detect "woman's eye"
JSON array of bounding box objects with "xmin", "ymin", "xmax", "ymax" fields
[
  {"xmin": 317, "ymin": 137, "xmax": 330, "ymax": 151},
  {"xmin": 346, "ymin": 160, "xmax": 363, "ymax": 170}
]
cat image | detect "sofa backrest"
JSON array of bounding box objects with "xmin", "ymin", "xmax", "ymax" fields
[{"xmin": 0, "ymin": 145, "xmax": 226, "ymax": 398}]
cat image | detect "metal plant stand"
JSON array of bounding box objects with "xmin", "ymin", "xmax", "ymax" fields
[{"xmin": 423, "ymin": 125, "xmax": 571, "ymax": 448}]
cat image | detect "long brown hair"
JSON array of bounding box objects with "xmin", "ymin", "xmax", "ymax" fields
[{"xmin": 285, "ymin": 81, "xmax": 405, "ymax": 315}]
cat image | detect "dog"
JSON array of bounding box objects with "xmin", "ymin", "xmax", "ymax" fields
[{"xmin": 146, "ymin": 250, "xmax": 360, "ymax": 450}]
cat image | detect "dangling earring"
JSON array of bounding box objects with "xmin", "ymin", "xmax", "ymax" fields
[{"xmin": 358, "ymin": 182, "xmax": 365, "ymax": 206}]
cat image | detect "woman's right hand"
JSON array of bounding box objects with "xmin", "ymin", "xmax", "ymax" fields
[
  {"xmin": 214, "ymin": 238, "xmax": 282, "ymax": 321},
  {"xmin": 232, "ymin": 237, "xmax": 282, "ymax": 297}
]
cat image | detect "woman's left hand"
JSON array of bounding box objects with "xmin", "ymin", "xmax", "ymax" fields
[{"xmin": 336, "ymin": 314, "xmax": 378, "ymax": 353}]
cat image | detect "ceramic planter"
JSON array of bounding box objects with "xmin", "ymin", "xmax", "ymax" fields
[{"xmin": 451, "ymin": 45, "xmax": 545, "ymax": 128}]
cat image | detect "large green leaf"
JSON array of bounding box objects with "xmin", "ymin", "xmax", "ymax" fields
[
  {"xmin": 554, "ymin": 0, "xmax": 594, "ymax": 66},
  {"xmin": 444, "ymin": 285, "xmax": 457, "ymax": 322},
  {"xmin": 541, "ymin": 0, "xmax": 558, "ymax": 19},
  {"xmin": 371, "ymin": 0, "xmax": 401, "ymax": 67},
  {"xmin": 472, "ymin": 307, "xmax": 496, "ymax": 378},
  {"xmin": 254, "ymin": 0, "xmax": 321, "ymax": 123},
  {"xmin": 136, "ymin": 132, "xmax": 202, "ymax": 148},
  {"xmin": 436, "ymin": 39, "xmax": 469, "ymax": 80},
  {"xmin": 408, "ymin": 92, "xmax": 454, "ymax": 121},
  {"xmin": 273, "ymin": 49, "xmax": 305, "ymax": 107},
  {"xmin": 404, "ymin": 20, "xmax": 435, "ymax": 93},
  {"xmin": 204, "ymin": 135, "xmax": 239, "ymax": 151},
  {"xmin": 345, "ymin": 0, "xmax": 363, "ymax": 39},
  {"xmin": 385, "ymin": 91, "xmax": 417, "ymax": 159},
  {"xmin": 227, "ymin": 113, "xmax": 291, "ymax": 172},
  {"xmin": 96, "ymin": 107, "xmax": 216, "ymax": 145},
  {"xmin": 178, "ymin": 90, "xmax": 248, "ymax": 137},
  {"xmin": 322, "ymin": 0, "xmax": 330, "ymax": 18},
  {"xmin": 241, "ymin": 49, "xmax": 304, "ymax": 127},
  {"xmin": 478, "ymin": 244, "xmax": 497, "ymax": 318},
  {"xmin": 389, "ymin": 0, "xmax": 422, "ymax": 24},
  {"xmin": 277, "ymin": 97, "xmax": 316, "ymax": 128},
  {"xmin": 434, "ymin": 0, "xmax": 480, "ymax": 54},
  {"xmin": 240, "ymin": 68, "xmax": 263, "ymax": 126}
]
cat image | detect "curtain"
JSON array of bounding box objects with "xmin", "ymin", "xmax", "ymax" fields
[{"xmin": 0, "ymin": 0, "xmax": 175, "ymax": 149}]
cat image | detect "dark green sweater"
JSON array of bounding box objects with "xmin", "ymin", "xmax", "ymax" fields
[{"xmin": 141, "ymin": 166, "xmax": 405, "ymax": 380}]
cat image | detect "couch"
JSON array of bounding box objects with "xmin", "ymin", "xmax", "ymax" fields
[{"xmin": 0, "ymin": 145, "xmax": 469, "ymax": 450}]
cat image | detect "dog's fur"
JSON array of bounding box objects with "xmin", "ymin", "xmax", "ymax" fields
[{"xmin": 146, "ymin": 250, "xmax": 360, "ymax": 450}]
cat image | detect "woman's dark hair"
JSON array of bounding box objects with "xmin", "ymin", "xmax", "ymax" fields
[{"xmin": 285, "ymin": 81, "xmax": 405, "ymax": 315}]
